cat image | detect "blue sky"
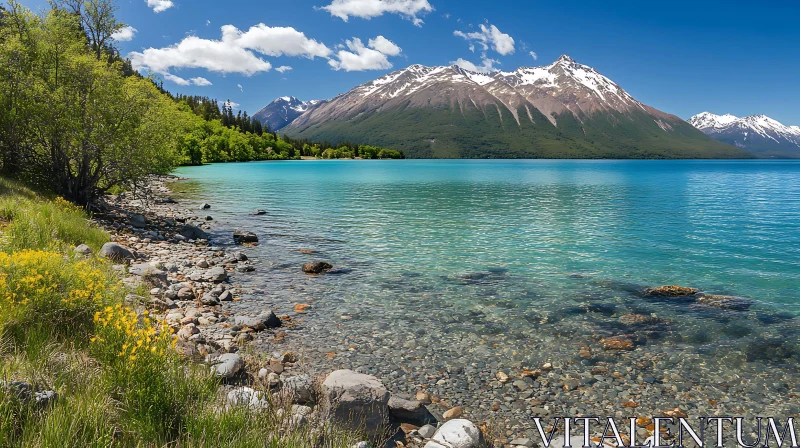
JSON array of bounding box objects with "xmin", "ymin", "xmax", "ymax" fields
[{"xmin": 18, "ymin": 0, "xmax": 800, "ymax": 125}]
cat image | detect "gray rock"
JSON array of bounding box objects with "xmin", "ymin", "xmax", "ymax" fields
[
  {"xmin": 98, "ymin": 242, "xmax": 134, "ymax": 262},
  {"xmin": 180, "ymin": 225, "xmax": 208, "ymax": 241},
  {"xmin": 74, "ymin": 244, "xmax": 93, "ymax": 257},
  {"xmin": 424, "ymin": 419, "xmax": 484, "ymax": 448},
  {"xmin": 250, "ymin": 210, "xmax": 267, "ymax": 216},
  {"xmin": 130, "ymin": 214, "xmax": 147, "ymax": 228},
  {"xmin": 201, "ymin": 203, "xmax": 211, "ymax": 209},
  {"xmin": 226, "ymin": 387, "xmax": 269, "ymax": 410},
  {"xmin": 129, "ymin": 263, "xmax": 168, "ymax": 287},
  {"xmin": 418, "ymin": 425, "xmax": 437, "ymax": 439},
  {"xmin": 200, "ymin": 293, "xmax": 220, "ymax": 306},
  {"xmin": 219, "ymin": 291, "xmax": 233, "ymax": 302},
  {"xmin": 282, "ymin": 375, "xmax": 314, "ymax": 403},
  {"xmin": 322, "ymin": 370, "xmax": 390, "ymax": 434},
  {"xmin": 388, "ymin": 395, "xmax": 435, "ymax": 424},
  {"xmin": 177, "ymin": 287, "xmax": 195, "ymax": 301},
  {"xmin": 210, "ymin": 353, "xmax": 244, "ymax": 378},
  {"xmin": 233, "ymin": 311, "xmax": 281, "ymax": 331},
  {"xmin": 234, "ymin": 229, "xmax": 259, "ymax": 244},
  {"xmin": 34, "ymin": 390, "xmax": 58, "ymax": 407},
  {"xmin": 303, "ymin": 261, "xmax": 333, "ymax": 274},
  {"xmin": 204, "ymin": 266, "xmax": 227, "ymax": 283}
]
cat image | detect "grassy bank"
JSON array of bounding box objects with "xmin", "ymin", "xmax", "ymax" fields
[{"xmin": 0, "ymin": 177, "xmax": 359, "ymax": 447}]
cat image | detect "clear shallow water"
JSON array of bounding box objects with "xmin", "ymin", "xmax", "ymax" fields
[{"xmin": 175, "ymin": 159, "xmax": 800, "ymax": 422}]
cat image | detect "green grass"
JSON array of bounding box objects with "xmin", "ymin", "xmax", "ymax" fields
[
  {"xmin": 0, "ymin": 176, "xmax": 363, "ymax": 448},
  {"xmin": 0, "ymin": 178, "xmax": 109, "ymax": 253}
]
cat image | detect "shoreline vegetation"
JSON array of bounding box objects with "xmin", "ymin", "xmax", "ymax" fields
[{"xmin": 0, "ymin": 0, "xmax": 403, "ymax": 206}]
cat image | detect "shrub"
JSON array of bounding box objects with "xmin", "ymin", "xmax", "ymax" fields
[{"xmin": 0, "ymin": 250, "xmax": 117, "ymax": 344}]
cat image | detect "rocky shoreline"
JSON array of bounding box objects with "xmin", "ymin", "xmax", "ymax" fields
[
  {"xmin": 90, "ymin": 175, "xmax": 490, "ymax": 448},
  {"xmin": 90, "ymin": 175, "xmax": 799, "ymax": 448}
]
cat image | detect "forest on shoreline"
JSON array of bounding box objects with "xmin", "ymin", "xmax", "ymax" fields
[{"xmin": 0, "ymin": 0, "xmax": 402, "ymax": 206}]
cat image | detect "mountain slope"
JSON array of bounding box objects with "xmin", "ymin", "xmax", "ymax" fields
[
  {"xmin": 283, "ymin": 56, "xmax": 748, "ymax": 159},
  {"xmin": 689, "ymin": 112, "xmax": 800, "ymax": 158},
  {"xmin": 253, "ymin": 97, "xmax": 324, "ymax": 132}
]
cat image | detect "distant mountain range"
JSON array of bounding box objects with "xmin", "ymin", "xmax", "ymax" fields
[
  {"xmin": 252, "ymin": 96, "xmax": 325, "ymax": 132},
  {"xmin": 258, "ymin": 55, "xmax": 749, "ymax": 159},
  {"xmin": 688, "ymin": 112, "xmax": 800, "ymax": 158}
]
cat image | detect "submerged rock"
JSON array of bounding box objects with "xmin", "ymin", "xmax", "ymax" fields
[
  {"xmin": 697, "ymin": 294, "xmax": 753, "ymax": 311},
  {"xmin": 645, "ymin": 285, "xmax": 699, "ymax": 297},
  {"xmin": 234, "ymin": 229, "xmax": 259, "ymax": 244},
  {"xmin": 303, "ymin": 261, "xmax": 333, "ymax": 274},
  {"xmin": 599, "ymin": 336, "xmax": 635, "ymax": 351}
]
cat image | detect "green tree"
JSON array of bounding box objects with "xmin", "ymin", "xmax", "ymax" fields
[{"xmin": 49, "ymin": 0, "xmax": 123, "ymax": 60}]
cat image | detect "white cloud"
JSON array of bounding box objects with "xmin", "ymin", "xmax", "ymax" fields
[
  {"xmin": 230, "ymin": 24, "xmax": 331, "ymax": 58},
  {"xmin": 191, "ymin": 77, "xmax": 212, "ymax": 86},
  {"xmin": 146, "ymin": 0, "xmax": 174, "ymax": 13},
  {"xmin": 206, "ymin": 20, "xmax": 211, "ymax": 26},
  {"xmin": 442, "ymin": 13, "xmax": 450, "ymax": 19},
  {"xmin": 225, "ymin": 100, "xmax": 240, "ymax": 110},
  {"xmin": 320, "ymin": 0, "xmax": 433, "ymax": 26},
  {"xmin": 454, "ymin": 24, "xmax": 515, "ymax": 56},
  {"xmin": 128, "ymin": 24, "xmax": 332, "ymax": 84},
  {"xmin": 276, "ymin": 66, "xmax": 293, "ymax": 73},
  {"xmin": 368, "ymin": 36, "xmax": 402, "ymax": 56},
  {"xmin": 529, "ymin": 51, "xmax": 538, "ymax": 61},
  {"xmin": 129, "ymin": 35, "xmax": 272, "ymax": 77},
  {"xmin": 237, "ymin": 83, "xmax": 243, "ymax": 92},
  {"xmin": 160, "ymin": 73, "xmax": 212, "ymax": 86},
  {"xmin": 329, "ymin": 36, "xmax": 402, "ymax": 71},
  {"xmin": 111, "ymin": 26, "xmax": 137, "ymax": 42},
  {"xmin": 451, "ymin": 55, "xmax": 499, "ymax": 73}
]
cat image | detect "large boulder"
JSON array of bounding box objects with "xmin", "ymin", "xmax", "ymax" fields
[
  {"xmin": 210, "ymin": 353, "xmax": 244, "ymax": 378},
  {"xmin": 303, "ymin": 261, "xmax": 333, "ymax": 275},
  {"xmin": 424, "ymin": 419, "xmax": 484, "ymax": 448},
  {"xmin": 234, "ymin": 229, "xmax": 259, "ymax": 244},
  {"xmin": 98, "ymin": 242, "xmax": 134, "ymax": 262},
  {"xmin": 322, "ymin": 370, "xmax": 390, "ymax": 434},
  {"xmin": 180, "ymin": 225, "xmax": 208, "ymax": 241},
  {"xmin": 233, "ymin": 311, "xmax": 281, "ymax": 331}
]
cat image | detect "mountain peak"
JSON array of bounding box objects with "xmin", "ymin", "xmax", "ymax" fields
[
  {"xmin": 689, "ymin": 112, "xmax": 800, "ymax": 156},
  {"xmin": 557, "ymin": 54, "xmax": 575, "ymax": 63}
]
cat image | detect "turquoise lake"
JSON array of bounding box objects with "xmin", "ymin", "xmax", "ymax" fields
[
  {"xmin": 176, "ymin": 159, "xmax": 800, "ymax": 314},
  {"xmin": 175, "ymin": 159, "xmax": 800, "ymax": 421}
]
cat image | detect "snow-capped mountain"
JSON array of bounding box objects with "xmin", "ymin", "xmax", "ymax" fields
[
  {"xmin": 252, "ymin": 96, "xmax": 324, "ymax": 132},
  {"xmin": 689, "ymin": 112, "xmax": 800, "ymax": 158},
  {"xmin": 281, "ymin": 56, "xmax": 746, "ymax": 159}
]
